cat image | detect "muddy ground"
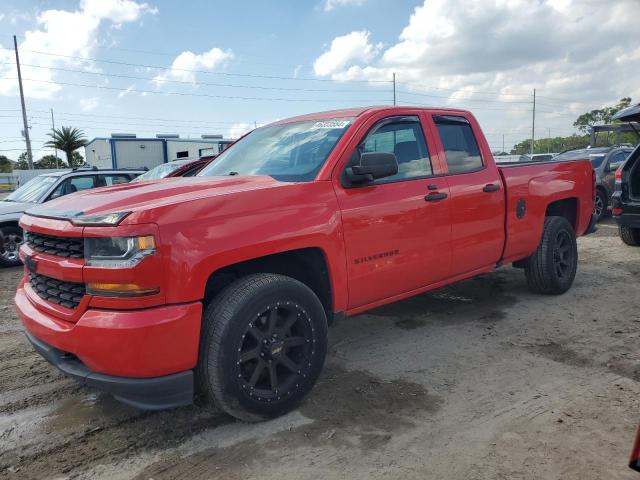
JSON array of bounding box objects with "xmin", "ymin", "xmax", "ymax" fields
[{"xmin": 1, "ymin": 218, "xmax": 639, "ymax": 479}]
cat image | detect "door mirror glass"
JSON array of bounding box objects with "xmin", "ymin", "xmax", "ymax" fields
[{"xmin": 346, "ymin": 152, "xmax": 398, "ymax": 184}]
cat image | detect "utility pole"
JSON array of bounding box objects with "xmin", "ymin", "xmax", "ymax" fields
[
  {"xmin": 14, "ymin": 35, "xmax": 33, "ymax": 169},
  {"xmin": 50, "ymin": 108, "xmax": 59, "ymax": 168},
  {"xmin": 392, "ymin": 72, "xmax": 396, "ymax": 106},
  {"xmin": 548, "ymin": 127, "xmax": 551, "ymax": 154},
  {"xmin": 502, "ymin": 134, "xmax": 505, "ymax": 154},
  {"xmin": 531, "ymin": 88, "xmax": 536, "ymax": 156}
]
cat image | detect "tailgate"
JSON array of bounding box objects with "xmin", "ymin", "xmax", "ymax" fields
[{"xmin": 498, "ymin": 159, "xmax": 593, "ymax": 264}]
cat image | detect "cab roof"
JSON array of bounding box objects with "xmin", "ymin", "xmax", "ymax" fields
[{"xmin": 269, "ymin": 105, "xmax": 472, "ymax": 126}]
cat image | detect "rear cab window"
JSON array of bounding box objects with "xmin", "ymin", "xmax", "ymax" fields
[{"xmin": 434, "ymin": 115, "xmax": 484, "ymax": 174}]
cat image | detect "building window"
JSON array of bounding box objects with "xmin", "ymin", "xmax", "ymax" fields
[{"xmin": 176, "ymin": 151, "xmax": 189, "ymax": 158}]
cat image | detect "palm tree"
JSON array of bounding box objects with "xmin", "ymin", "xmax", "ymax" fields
[{"xmin": 44, "ymin": 126, "xmax": 87, "ymax": 167}]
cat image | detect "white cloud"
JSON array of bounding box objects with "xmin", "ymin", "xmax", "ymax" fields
[
  {"xmin": 313, "ymin": 30, "xmax": 382, "ymax": 77},
  {"xmin": 0, "ymin": 0, "xmax": 157, "ymax": 99},
  {"xmin": 153, "ymin": 47, "xmax": 234, "ymax": 85},
  {"xmin": 79, "ymin": 97, "xmax": 99, "ymax": 111},
  {"xmin": 312, "ymin": 0, "xmax": 640, "ymax": 148},
  {"xmin": 323, "ymin": 0, "xmax": 367, "ymax": 12}
]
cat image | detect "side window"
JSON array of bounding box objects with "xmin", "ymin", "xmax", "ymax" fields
[
  {"xmin": 435, "ymin": 116, "xmax": 483, "ymax": 174},
  {"xmin": 49, "ymin": 175, "xmax": 96, "ymax": 200},
  {"xmin": 101, "ymin": 174, "xmax": 130, "ymax": 186},
  {"xmin": 360, "ymin": 119, "xmax": 432, "ymax": 182}
]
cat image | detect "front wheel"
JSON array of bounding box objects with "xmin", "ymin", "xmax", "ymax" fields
[
  {"xmin": 619, "ymin": 225, "xmax": 640, "ymax": 246},
  {"xmin": 197, "ymin": 273, "xmax": 328, "ymax": 422},
  {"xmin": 524, "ymin": 216, "xmax": 578, "ymax": 295},
  {"xmin": 0, "ymin": 226, "xmax": 23, "ymax": 267}
]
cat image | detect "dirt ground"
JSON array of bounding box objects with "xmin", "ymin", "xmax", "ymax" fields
[{"xmin": 1, "ymin": 217, "xmax": 640, "ymax": 479}]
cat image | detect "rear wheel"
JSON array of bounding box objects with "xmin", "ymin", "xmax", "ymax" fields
[
  {"xmin": 0, "ymin": 226, "xmax": 23, "ymax": 267},
  {"xmin": 524, "ymin": 216, "xmax": 578, "ymax": 295},
  {"xmin": 619, "ymin": 225, "xmax": 640, "ymax": 246},
  {"xmin": 197, "ymin": 273, "xmax": 328, "ymax": 421},
  {"xmin": 594, "ymin": 189, "xmax": 607, "ymax": 221}
]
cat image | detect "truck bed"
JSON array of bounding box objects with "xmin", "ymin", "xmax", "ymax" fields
[{"xmin": 498, "ymin": 159, "xmax": 594, "ymax": 264}]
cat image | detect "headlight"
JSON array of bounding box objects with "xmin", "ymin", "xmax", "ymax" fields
[
  {"xmin": 71, "ymin": 212, "xmax": 130, "ymax": 226},
  {"xmin": 84, "ymin": 235, "xmax": 156, "ymax": 267}
]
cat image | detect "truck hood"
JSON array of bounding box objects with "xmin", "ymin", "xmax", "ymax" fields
[
  {"xmin": 0, "ymin": 200, "xmax": 33, "ymax": 217},
  {"xmin": 26, "ymin": 175, "xmax": 286, "ymax": 221}
]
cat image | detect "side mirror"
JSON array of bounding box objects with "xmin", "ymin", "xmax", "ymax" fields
[
  {"xmin": 608, "ymin": 162, "xmax": 621, "ymax": 172},
  {"xmin": 346, "ymin": 152, "xmax": 398, "ymax": 184}
]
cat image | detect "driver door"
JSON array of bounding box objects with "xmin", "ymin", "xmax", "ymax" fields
[{"xmin": 333, "ymin": 115, "xmax": 452, "ymax": 310}]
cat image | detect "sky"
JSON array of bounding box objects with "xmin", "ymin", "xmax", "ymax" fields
[{"xmin": 0, "ymin": 0, "xmax": 638, "ymax": 160}]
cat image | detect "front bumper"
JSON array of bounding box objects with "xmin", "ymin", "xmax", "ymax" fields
[
  {"xmin": 15, "ymin": 283, "xmax": 203, "ymax": 409},
  {"xmin": 25, "ymin": 331, "xmax": 193, "ymax": 410}
]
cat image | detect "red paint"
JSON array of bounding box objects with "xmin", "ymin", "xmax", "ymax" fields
[{"xmin": 15, "ymin": 106, "xmax": 594, "ymax": 379}]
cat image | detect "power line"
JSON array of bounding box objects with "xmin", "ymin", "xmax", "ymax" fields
[
  {"xmin": 0, "ymin": 77, "xmax": 389, "ymax": 103},
  {"xmin": 0, "ymin": 47, "xmax": 391, "ymax": 84},
  {"xmin": 2, "ymin": 62, "xmax": 390, "ymax": 94}
]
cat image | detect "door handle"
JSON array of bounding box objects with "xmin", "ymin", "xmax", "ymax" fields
[
  {"xmin": 483, "ymin": 184, "xmax": 501, "ymax": 192},
  {"xmin": 424, "ymin": 192, "xmax": 448, "ymax": 201}
]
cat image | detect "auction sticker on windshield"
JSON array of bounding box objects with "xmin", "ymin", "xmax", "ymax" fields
[{"xmin": 311, "ymin": 120, "xmax": 351, "ymax": 129}]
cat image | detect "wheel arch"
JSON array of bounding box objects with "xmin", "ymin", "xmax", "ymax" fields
[
  {"xmin": 202, "ymin": 247, "xmax": 337, "ymax": 323},
  {"xmin": 545, "ymin": 197, "xmax": 578, "ymax": 230}
]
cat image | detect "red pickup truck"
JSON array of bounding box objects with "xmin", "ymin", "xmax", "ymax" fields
[{"xmin": 15, "ymin": 106, "xmax": 596, "ymax": 421}]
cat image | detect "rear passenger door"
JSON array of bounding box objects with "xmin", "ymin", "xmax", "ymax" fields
[{"xmin": 432, "ymin": 115, "xmax": 505, "ymax": 276}]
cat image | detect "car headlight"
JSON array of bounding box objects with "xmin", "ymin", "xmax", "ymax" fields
[
  {"xmin": 84, "ymin": 235, "xmax": 156, "ymax": 267},
  {"xmin": 71, "ymin": 212, "xmax": 130, "ymax": 226}
]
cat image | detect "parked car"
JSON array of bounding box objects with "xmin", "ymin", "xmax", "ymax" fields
[
  {"xmin": 553, "ymin": 146, "xmax": 633, "ymax": 221},
  {"xmin": 611, "ymin": 104, "xmax": 640, "ymax": 245},
  {"xmin": 518, "ymin": 153, "xmax": 557, "ymax": 162},
  {"xmin": 0, "ymin": 167, "xmax": 144, "ymax": 267},
  {"xmin": 132, "ymin": 157, "xmax": 214, "ymax": 182},
  {"xmin": 15, "ymin": 106, "xmax": 595, "ymax": 420}
]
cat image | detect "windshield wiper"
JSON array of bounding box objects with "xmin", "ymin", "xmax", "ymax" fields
[{"xmin": 228, "ymin": 171, "xmax": 239, "ymax": 176}]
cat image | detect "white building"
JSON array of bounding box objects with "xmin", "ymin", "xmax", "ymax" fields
[{"xmin": 84, "ymin": 134, "xmax": 234, "ymax": 170}]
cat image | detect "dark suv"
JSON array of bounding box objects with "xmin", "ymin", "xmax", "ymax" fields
[
  {"xmin": 554, "ymin": 146, "xmax": 632, "ymax": 221},
  {"xmin": 611, "ymin": 104, "xmax": 640, "ymax": 245}
]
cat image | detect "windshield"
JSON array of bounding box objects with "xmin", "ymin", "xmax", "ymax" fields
[
  {"xmin": 132, "ymin": 161, "xmax": 189, "ymax": 182},
  {"xmin": 198, "ymin": 118, "xmax": 354, "ymax": 182},
  {"xmin": 554, "ymin": 148, "xmax": 609, "ymax": 162},
  {"xmin": 5, "ymin": 175, "xmax": 58, "ymax": 203}
]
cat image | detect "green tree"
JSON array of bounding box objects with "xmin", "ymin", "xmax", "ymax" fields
[
  {"xmin": 15, "ymin": 152, "xmax": 29, "ymax": 170},
  {"xmin": 0, "ymin": 155, "xmax": 13, "ymax": 173},
  {"xmin": 573, "ymin": 97, "xmax": 632, "ymax": 133},
  {"xmin": 44, "ymin": 126, "xmax": 87, "ymax": 166},
  {"xmin": 35, "ymin": 155, "xmax": 64, "ymax": 169},
  {"xmin": 71, "ymin": 150, "xmax": 85, "ymax": 167}
]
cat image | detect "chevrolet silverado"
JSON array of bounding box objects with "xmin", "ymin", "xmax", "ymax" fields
[{"xmin": 15, "ymin": 106, "xmax": 596, "ymax": 421}]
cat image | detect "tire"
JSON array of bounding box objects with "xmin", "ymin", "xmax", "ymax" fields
[
  {"xmin": 619, "ymin": 225, "xmax": 640, "ymax": 246},
  {"xmin": 524, "ymin": 216, "xmax": 578, "ymax": 295},
  {"xmin": 594, "ymin": 189, "xmax": 607, "ymax": 221},
  {"xmin": 0, "ymin": 225, "xmax": 23, "ymax": 267},
  {"xmin": 196, "ymin": 273, "xmax": 328, "ymax": 422}
]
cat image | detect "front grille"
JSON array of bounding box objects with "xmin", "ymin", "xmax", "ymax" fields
[
  {"xmin": 28, "ymin": 271, "xmax": 86, "ymax": 309},
  {"xmin": 25, "ymin": 232, "xmax": 84, "ymax": 259}
]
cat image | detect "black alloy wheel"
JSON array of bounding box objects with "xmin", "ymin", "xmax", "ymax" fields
[{"xmin": 236, "ymin": 301, "xmax": 316, "ymax": 402}]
